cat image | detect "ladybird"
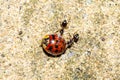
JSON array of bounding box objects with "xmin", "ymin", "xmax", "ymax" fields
[
  {"xmin": 41, "ymin": 20, "xmax": 79, "ymax": 57},
  {"xmin": 42, "ymin": 34, "xmax": 66, "ymax": 56}
]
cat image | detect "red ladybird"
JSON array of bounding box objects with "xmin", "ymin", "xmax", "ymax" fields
[{"xmin": 41, "ymin": 20, "xmax": 79, "ymax": 57}]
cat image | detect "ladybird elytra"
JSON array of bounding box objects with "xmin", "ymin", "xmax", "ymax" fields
[{"xmin": 42, "ymin": 34, "xmax": 66, "ymax": 56}]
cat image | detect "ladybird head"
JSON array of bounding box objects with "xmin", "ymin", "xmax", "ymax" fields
[{"xmin": 41, "ymin": 35, "xmax": 49, "ymax": 49}]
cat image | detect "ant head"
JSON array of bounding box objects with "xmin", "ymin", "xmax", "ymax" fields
[
  {"xmin": 61, "ymin": 20, "xmax": 68, "ymax": 28},
  {"xmin": 73, "ymin": 34, "xmax": 79, "ymax": 43}
]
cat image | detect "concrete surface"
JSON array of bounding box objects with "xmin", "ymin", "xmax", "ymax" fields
[{"xmin": 0, "ymin": 0, "xmax": 120, "ymax": 80}]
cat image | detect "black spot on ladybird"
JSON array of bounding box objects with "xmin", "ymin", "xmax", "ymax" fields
[
  {"xmin": 55, "ymin": 45, "xmax": 58, "ymax": 48},
  {"xmin": 55, "ymin": 50, "xmax": 58, "ymax": 52},
  {"xmin": 56, "ymin": 40, "xmax": 59, "ymax": 43},
  {"xmin": 49, "ymin": 46, "xmax": 53, "ymax": 51}
]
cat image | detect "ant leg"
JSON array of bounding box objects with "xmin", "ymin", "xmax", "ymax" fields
[
  {"xmin": 66, "ymin": 33, "xmax": 74, "ymax": 48},
  {"xmin": 54, "ymin": 30, "xmax": 59, "ymax": 34},
  {"xmin": 55, "ymin": 28, "xmax": 64, "ymax": 36},
  {"xmin": 66, "ymin": 39, "xmax": 74, "ymax": 48}
]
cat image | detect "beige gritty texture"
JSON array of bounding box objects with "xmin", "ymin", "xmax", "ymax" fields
[{"xmin": 0, "ymin": 0, "xmax": 120, "ymax": 80}]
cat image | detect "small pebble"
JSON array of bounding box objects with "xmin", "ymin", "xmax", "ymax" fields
[
  {"xmin": 18, "ymin": 31, "xmax": 23, "ymax": 35},
  {"xmin": 1, "ymin": 54, "xmax": 5, "ymax": 57},
  {"xmin": 101, "ymin": 37, "xmax": 105, "ymax": 41}
]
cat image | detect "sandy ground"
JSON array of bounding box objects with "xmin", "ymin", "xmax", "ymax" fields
[{"xmin": 0, "ymin": 0, "xmax": 120, "ymax": 80}]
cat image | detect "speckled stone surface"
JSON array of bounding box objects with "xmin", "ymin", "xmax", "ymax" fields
[{"xmin": 0, "ymin": 0, "xmax": 120, "ymax": 80}]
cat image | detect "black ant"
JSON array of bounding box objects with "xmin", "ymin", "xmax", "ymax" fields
[{"xmin": 60, "ymin": 20, "xmax": 79, "ymax": 48}]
